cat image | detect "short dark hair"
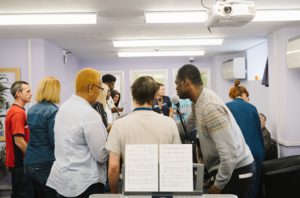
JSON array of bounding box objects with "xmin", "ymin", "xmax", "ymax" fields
[
  {"xmin": 102, "ymin": 74, "xmax": 116, "ymax": 84},
  {"xmin": 177, "ymin": 64, "xmax": 203, "ymax": 86},
  {"xmin": 10, "ymin": 81, "xmax": 29, "ymax": 98},
  {"xmin": 131, "ymin": 76, "xmax": 158, "ymax": 105}
]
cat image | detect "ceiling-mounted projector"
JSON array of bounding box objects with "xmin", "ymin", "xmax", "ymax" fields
[{"xmin": 206, "ymin": 0, "xmax": 256, "ymax": 27}]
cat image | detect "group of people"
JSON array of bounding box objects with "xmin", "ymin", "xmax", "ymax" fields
[{"xmin": 4, "ymin": 64, "xmax": 274, "ymax": 198}]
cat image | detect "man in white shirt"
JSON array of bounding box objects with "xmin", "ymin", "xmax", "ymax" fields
[
  {"xmin": 47, "ymin": 68, "xmax": 108, "ymax": 197},
  {"xmin": 106, "ymin": 76, "xmax": 181, "ymax": 193},
  {"xmin": 102, "ymin": 74, "xmax": 123, "ymax": 115}
]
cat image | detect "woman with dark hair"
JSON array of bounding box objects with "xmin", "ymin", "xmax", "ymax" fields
[
  {"xmin": 152, "ymin": 83, "xmax": 173, "ymax": 117},
  {"xmin": 226, "ymin": 79, "xmax": 265, "ymax": 198},
  {"xmin": 111, "ymin": 90, "xmax": 121, "ymax": 107},
  {"xmin": 110, "ymin": 90, "xmax": 123, "ymax": 121}
]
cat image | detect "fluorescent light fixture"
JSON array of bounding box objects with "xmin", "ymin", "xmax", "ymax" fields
[
  {"xmin": 113, "ymin": 39, "xmax": 223, "ymax": 47},
  {"xmin": 145, "ymin": 11, "xmax": 207, "ymax": 23},
  {"xmin": 0, "ymin": 13, "xmax": 97, "ymax": 25},
  {"xmin": 253, "ymin": 10, "xmax": 300, "ymax": 21},
  {"xmin": 145, "ymin": 10, "xmax": 300, "ymax": 23},
  {"xmin": 118, "ymin": 51, "xmax": 205, "ymax": 57},
  {"xmin": 287, "ymin": 50, "xmax": 300, "ymax": 55}
]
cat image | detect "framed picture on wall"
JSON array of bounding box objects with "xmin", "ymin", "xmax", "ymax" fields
[
  {"xmin": 0, "ymin": 68, "xmax": 21, "ymax": 141},
  {"xmin": 129, "ymin": 69, "xmax": 168, "ymax": 109},
  {"xmin": 129, "ymin": 69, "xmax": 168, "ymax": 91}
]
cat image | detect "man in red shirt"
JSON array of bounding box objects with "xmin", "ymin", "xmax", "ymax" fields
[{"xmin": 5, "ymin": 80, "xmax": 33, "ymax": 198}]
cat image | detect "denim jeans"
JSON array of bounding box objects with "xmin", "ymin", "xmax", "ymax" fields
[
  {"xmin": 24, "ymin": 161, "xmax": 56, "ymax": 198},
  {"xmin": 249, "ymin": 156, "xmax": 263, "ymax": 198},
  {"xmin": 9, "ymin": 167, "xmax": 34, "ymax": 198}
]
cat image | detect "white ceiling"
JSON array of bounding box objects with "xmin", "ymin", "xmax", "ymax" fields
[{"xmin": 0, "ymin": 0, "xmax": 300, "ymax": 61}]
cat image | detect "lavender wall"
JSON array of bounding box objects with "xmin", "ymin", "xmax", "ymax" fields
[
  {"xmin": 0, "ymin": 39, "xmax": 80, "ymax": 105},
  {"xmin": 0, "ymin": 39, "xmax": 80, "ymax": 147},
  {"xmin": 81, "ymin": 57, "xmax": 213, "ymax": 112},
  {"xmin": 0, "ymin": 39, "xmax": 29, "ymax": 81},
  {"xmin": 2, "ymin": 32, "xmax": 299, "ymax": 157},
  {"xmin": 30, "ymin": 39, "xmax": 45, "ymax": 102},
  {"xmin": 44, "ymin": 40, "xmax": 80, "ymax": 102},
  {"xmin": 81, "ymin": 52, "xmax": 271, "ymax": 133}
]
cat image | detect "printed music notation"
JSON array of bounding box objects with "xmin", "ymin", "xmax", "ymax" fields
[{"xmin": 124, "ymin": 144, "xmax": 193, "ymax": 193}]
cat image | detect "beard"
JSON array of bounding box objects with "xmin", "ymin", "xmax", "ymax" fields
[{"xmin": 177, "ymin": 91, "xmax": 189, "ymax": 100}]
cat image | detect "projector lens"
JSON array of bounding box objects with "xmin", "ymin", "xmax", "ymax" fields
[{"xmin": 224, "ymin": 6, "xmax": 232, "ymax": 15}]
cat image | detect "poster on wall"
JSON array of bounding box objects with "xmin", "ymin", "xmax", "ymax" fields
[
  {"xmin": 172, "ymin": 67, "xmax": 211, "ymax": 91},
  {"xmin": 0, "ymin": 68, "xmax": 21, "ymax": 141},
  {"xmin": 129, "ymin": 69, "xmax": 168, "ymax": 110},
  {"xmin": 129, "ymin": 69, "xmax": 168, "ymax": 93}
]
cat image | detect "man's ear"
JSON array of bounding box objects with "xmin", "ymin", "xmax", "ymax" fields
[
  {"xmin": 184, "ymin": 79, "xmax": 191, "ymax": 87},
  {"xmin": 15, "ymin": 90, "xmax": 21, "ymax": 98},
  {"xmin": 88, "ymin": 84, "xmax": 93, "ymax": 92}
]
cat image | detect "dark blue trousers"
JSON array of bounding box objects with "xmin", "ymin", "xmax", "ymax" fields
[{"xmin": 10, "ymin": 167, "xmax": 34, "ymax": 198}]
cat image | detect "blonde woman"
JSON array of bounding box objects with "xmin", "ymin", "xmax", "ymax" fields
[{"xmin": 24, "ymin": 76, "xmax": 60, "ymax": 198}]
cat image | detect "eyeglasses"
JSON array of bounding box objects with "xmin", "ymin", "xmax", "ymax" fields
[{"xmin": 93, "ymin": 84, "xmax": 104, "ymax": 91}]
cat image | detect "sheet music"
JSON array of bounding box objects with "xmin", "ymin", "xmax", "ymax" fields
[
  {"xmin": 159, "ymin": 144, "xmax": 193, "ymax": 192},
  {"xmin": 125, "ymin": 144, "xmax": 158, "ymax": 192}
]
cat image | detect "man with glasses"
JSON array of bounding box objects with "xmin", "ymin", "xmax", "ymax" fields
[
  {"xmin": 5, "ymin": 80, "xmax": 34, "ymax": 197},
  {"xmin": 47, "ymin": 68, "xmax": 108, "ymax": 197}
]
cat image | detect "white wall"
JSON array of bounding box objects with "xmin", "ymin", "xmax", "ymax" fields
[
  {"xmin": 247, "ymin": 42, "xmax": 268, "ymax": 81},
  {"xmin": 211, "ymin": 45, "xmax": 270, "ymax": 126},
  {"xmin": 211, "ymin": 52, "xmax": 247, "ymax": 103},
  {"xmin": 268, "ymin": 27, "xmax": 300, "ymax": 156}
]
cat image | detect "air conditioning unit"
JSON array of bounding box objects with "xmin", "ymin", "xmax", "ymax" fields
[
  {"xmin": 206, "ymin": 0, "xmax": 256, "ymax": 27},
  {"xmin": 222, "ymin": 57, "xmax": 247, "ymax": 80},
  {"xmin": 287, "ymin": 35, "xmax": 300, "ymax": 69}
]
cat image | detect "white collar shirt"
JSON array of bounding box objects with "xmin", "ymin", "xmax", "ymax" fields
[{"xmin": 46, "ymin": 94, "xmax": 108, "ymax": 197}]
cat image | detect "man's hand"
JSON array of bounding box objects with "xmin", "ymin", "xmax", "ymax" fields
[
  {"xmin": 14, "ymin": 136, "xmax": 27, "ymax": 154},
  {"xmin": 208, "ymin": 185, "xmax": 221, "ymax": 194},
  {"xmin": 108, "ymin": 152, "xmax": 121, "ymax": 193}
]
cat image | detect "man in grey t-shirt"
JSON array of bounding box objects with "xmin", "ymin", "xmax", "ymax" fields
[{"xmin": 106, "ymin": 76, "xmax": 181, "ymax": 193}]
